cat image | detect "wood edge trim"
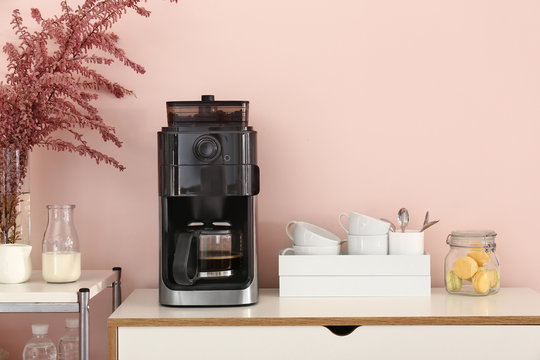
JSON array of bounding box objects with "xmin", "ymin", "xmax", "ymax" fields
[
  {"xmin": 108, "ymin": 323, "xmax": 118, "ymax": 360},
  {"xmin": 106, "ymin": 316, "xmax": 540, "ymax": 327}
]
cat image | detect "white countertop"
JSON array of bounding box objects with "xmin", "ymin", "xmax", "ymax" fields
[
  {"xmin": 108, "ymin": 288, "xmax": 540, "ymax": 326},
  {"xmin": 0, "ymin": 270, "xmax": 117, "ymax": 303}
]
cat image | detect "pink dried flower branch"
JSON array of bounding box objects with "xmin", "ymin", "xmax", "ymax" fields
[{"xmin": 0, "ymin": 0, "xmax": 178, "ymax": 172}]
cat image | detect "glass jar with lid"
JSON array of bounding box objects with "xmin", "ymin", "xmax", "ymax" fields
[{"xmin": 444, "ymin": 230, "xmax": 500, "ymax": 296}]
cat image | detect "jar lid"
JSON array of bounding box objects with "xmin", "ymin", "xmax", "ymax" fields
[
  {"xmin": 450, "ymin": 230, "xmax": 497, "ymax": 238},
  {"xmin": 447, "ymin": 230, "xmax": 497, "ymax": 248},
  {"xmin": 47, "ymin": 204, "xmax": 75, "ymax": 209}
]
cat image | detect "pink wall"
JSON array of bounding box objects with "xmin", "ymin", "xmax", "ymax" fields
[{"xmin": 2, "ymin": 0, "xmax": 540, "ymax": 357}]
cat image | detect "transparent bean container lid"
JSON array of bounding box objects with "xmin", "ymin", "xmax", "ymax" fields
[{"xmin": 166, "ymin": 95, "xmax": 249, "ymax": 127}]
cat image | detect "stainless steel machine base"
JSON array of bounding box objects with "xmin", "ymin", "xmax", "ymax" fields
[{"xmin": 159, "ymin": 277, "xmax": 258, "ymax": 306}]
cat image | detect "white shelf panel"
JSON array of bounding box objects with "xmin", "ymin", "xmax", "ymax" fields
[{"xmin": 0, "ymin": 270, "xmax": 117, "ymax": 303}]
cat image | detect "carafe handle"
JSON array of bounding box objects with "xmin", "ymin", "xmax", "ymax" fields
[{"xmin": 172, "ymin": 232, "xmax": 198, "ymax": 285}]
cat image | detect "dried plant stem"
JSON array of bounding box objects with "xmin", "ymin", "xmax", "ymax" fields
[
  {"xmin": 0, "ymin": 192, "xmax": 22, "ymax": 244},
  {"xmin": 0, "ymin": 148, "xmax": 27, "ymax": 244}
]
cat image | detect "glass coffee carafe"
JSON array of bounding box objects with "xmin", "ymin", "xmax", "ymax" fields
[{"xmin": 172, "ymin": 228, "xmax": 243, "ymax": 285}]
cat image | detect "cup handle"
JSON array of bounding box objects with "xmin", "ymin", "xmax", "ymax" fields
[
  {"xmin": 285, "ymin": 221, "xmax": 297, "ymax": 243},
  {"xmin": 338, "ymin": 213, "xmax": 349, "ymax": 234},
  {"xmin": 280, "ymin": 247, "xmax": 295, "ymax": 255}
]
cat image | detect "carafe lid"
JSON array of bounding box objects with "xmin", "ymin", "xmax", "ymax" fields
[{"xmin": 166, "ymin": 95, "xmax": 248, "ymax": 127}]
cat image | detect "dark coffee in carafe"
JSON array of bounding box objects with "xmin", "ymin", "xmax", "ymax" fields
[
  {"xmin": 199, "ymin": 251, "xmax": 243, "ymax": 273},
  {"xmin": 198, "ymin": 229, "xmax": 240, "ymax": 276}
]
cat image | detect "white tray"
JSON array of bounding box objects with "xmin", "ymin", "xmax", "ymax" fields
[
  {"xmin": 279, "ymin": 253, "xmax": 430, "ymax": 276},
  {"xmin": 278, "ymin": 252, "xmax": 431, "ymax": 297}
]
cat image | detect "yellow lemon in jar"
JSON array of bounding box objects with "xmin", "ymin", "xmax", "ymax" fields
[
  {"xmin": 472, "ymin": 269, "xmax": 490, "ymax": 294},
  {"xmin": 446, "ymin": 270, "xmax": 462, "ymax": 291},
  {"xmin": 488, "ymin": 268, "xmax": 500, "ymax": 288},
  {"xmin": 453, "ymin": 256, "xmax": 478, "ymax": 280},
  {"xmin": 467, "ymin": 250, "xmax": 491, "ymax": 267}
]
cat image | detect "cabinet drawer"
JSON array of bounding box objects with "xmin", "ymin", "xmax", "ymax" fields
[
  {"xmin": 118, "ymin": 325, "xmax": 540, "ymax": 360},
  {"xmin": 117, "ymin": 325, "xmax": 540, "ymax": 359}
]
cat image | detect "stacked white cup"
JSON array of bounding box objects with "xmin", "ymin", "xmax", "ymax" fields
[
  {"xmin": 339, "ymin": 212, "xmax": 391, "ymax": 255},
  {"xmin": 283, "ymin": 221, "xmax": 342, "ymax": 255}
]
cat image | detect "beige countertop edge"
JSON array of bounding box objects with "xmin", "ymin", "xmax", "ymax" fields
[{"xmin": 107, "ymin": 315, "xmax": 540, "ymax": 327}]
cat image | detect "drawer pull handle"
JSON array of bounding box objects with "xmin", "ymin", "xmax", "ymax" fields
[{"xmin": 325, "ymin": 326, "xmax": 360, "ymax": 336}]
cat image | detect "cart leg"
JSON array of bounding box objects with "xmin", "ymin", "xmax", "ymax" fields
[
  {"xmin": 78, "ymin": 288, "xmax": 90, "ymax": 360},
  {"xmin": 112, "ymin": 267, "xmax": 122, "ymax": 311}
]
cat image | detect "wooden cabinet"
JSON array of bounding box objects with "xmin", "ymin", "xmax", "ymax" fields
[{"xmin": 108, "ymin": 288, "xmax": 540, "ymax": 360}]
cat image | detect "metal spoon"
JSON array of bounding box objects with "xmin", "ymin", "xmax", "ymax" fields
[
  {"xmin": 420, "ymin": 220, "xmax": 439, "ymax": 232},
  {"xmin": 397, "ymin": 208, "xmax": 409, "ymax": 233},
  {"xmin": 423, "ymin": 211, "xmax": 430, "ymax": 228}
]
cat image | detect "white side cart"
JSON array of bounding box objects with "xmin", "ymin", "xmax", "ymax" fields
[
  {"xmin": 109, "ymin": 288, "xmax": 540, "ymax": 360},
  {"xmin": 0, "ymin": 268, "xmax": 122, "ymax": 360}
]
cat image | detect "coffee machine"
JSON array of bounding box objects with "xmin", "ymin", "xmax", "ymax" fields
[{"xmin": 158, "ymin": 95, "xmax": 259, "ymax": 306}]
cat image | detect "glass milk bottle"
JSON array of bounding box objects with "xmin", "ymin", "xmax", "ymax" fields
[{"xmin": 42, "ymin": 205, "xmax": 81, "ymax": 283}]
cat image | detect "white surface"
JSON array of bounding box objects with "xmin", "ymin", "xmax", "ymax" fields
[
  {"xmin": 339, "ymin": 212, "xmax": 391, "ymax": 235},
  {"xmin": 286, "ymin": 220, "xmax": 341, "ymax": 246},
  {"xmin": 117, "ymin": 325, "xmax": 540, "ymax": 360},
  {"xmin": 389, "ymin": 230, "xmax": 424, "ymax": 255},
  {"xmin": 0, "ymin": 244, "xmax": 32, "ymax": 284},
  {"xmin": 109, "ymin": 288, "xmax": 540, "ymax": 321},
  {"xmin": 281, "ymin": 244, "xmax": 341, "ymax": 255},
  {"xmin": 0, "ymin": 270, "xmax": 117, "ymax": 303},
  {"xmin": 278, "ymin": 253, "xmax": 430, "ymax": 276},
  {"xmin": 279, "ymin": 275, "xmax": 431, "ymax": 296},
  {"xmin": 347, "ymin": 234, "xmax": 388, "ymax": 255}
]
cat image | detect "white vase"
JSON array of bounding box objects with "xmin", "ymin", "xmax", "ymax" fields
[{"xmin": 0, "ymin": 244, "xmax": 32, "ymax": 283}]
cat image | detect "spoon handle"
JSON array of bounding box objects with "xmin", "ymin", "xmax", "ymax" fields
[
  {"xmin": 421, "ymin": 220, "xmax": 439, "ymax": 232},
  {"xmin": 380, "ymin": 218, "xmax": 396, "ymax": 232}
]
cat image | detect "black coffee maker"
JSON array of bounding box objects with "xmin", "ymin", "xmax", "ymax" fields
[{"xmin": 158, "ymin": 95, "xmax": 259, "ymax": 306}]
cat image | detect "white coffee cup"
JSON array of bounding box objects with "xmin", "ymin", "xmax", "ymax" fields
[
  {"xmin": 286, "ymin": 221, "xmax": 341, "ymax": 246},
  {"xmin": 347, "ymin": 234, "xmax": 388, "ymax": 255},
  {"xmin": 281, "ymin": 244, "xmax": 341, "ymax": 255},
  {"xmin": 388, "ymin": 230, "xmax": 424, "ymax": 255},
  {"xmin": 339, "ymin": 212, "xmax": 391, "ymax": 235}
]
